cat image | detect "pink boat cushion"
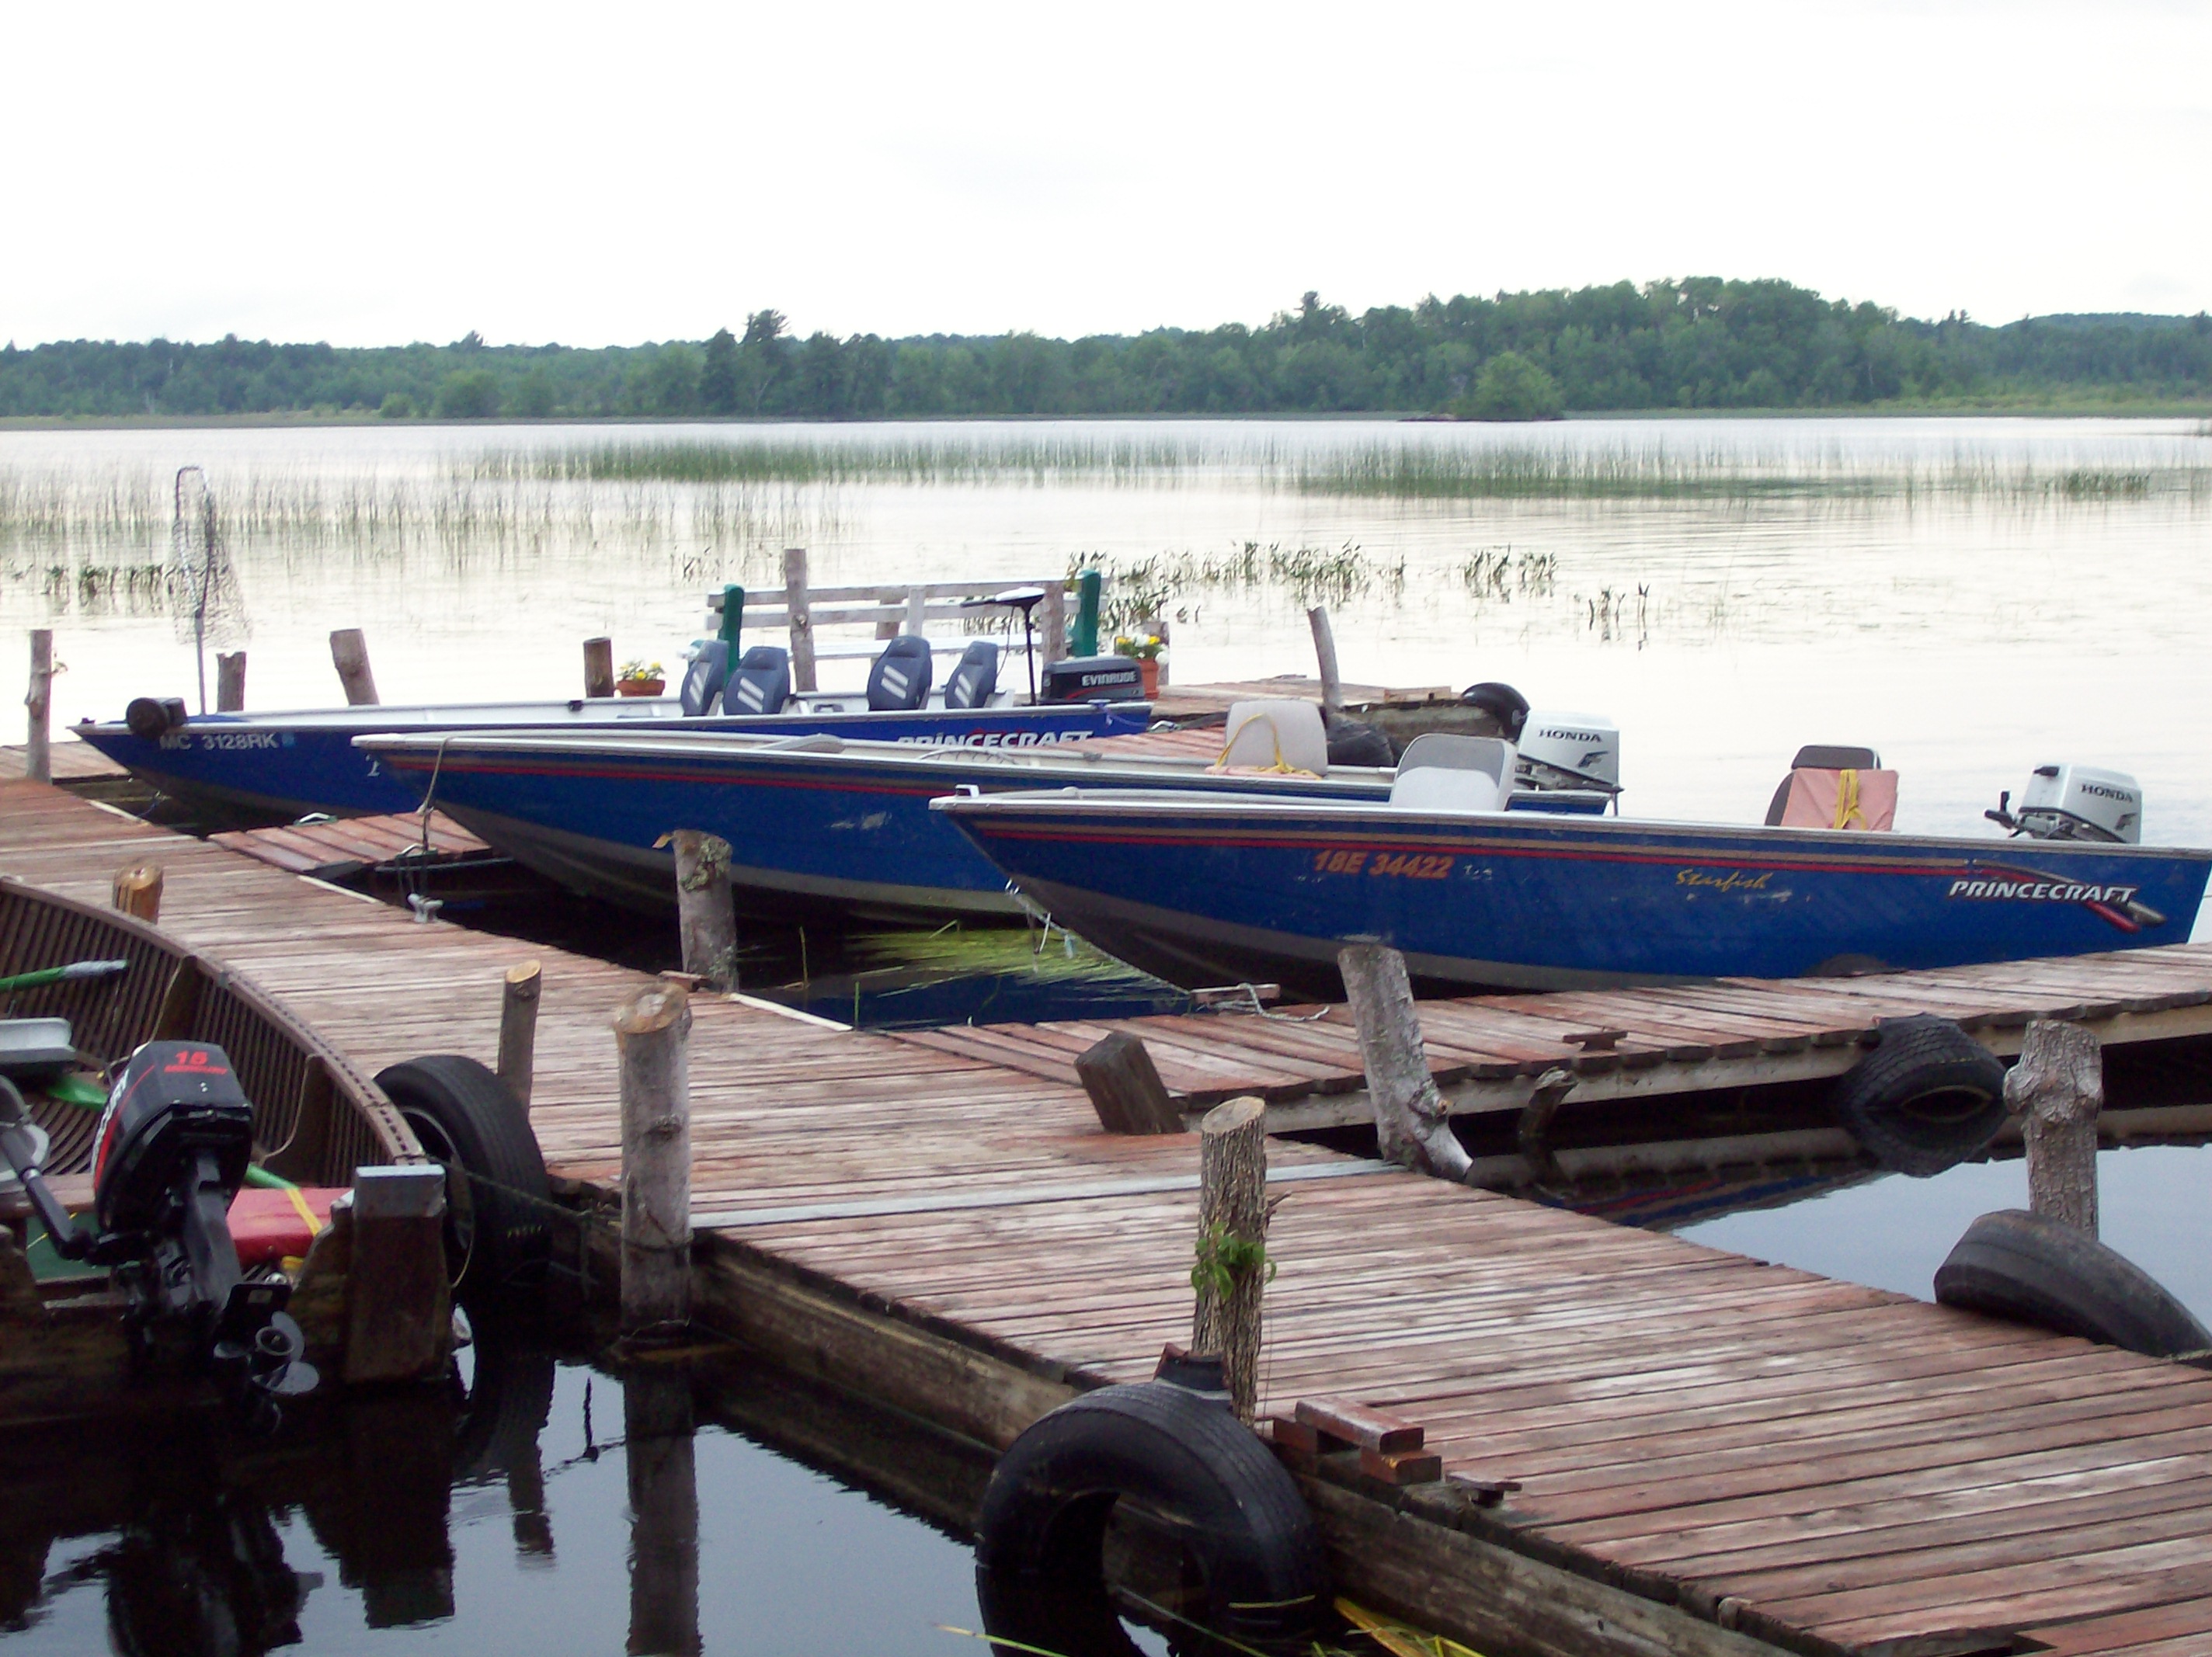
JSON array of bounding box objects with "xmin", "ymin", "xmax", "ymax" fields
[{"xmin": 1780, "ymin": 767, "xmax": 1897, "ymax": 831}]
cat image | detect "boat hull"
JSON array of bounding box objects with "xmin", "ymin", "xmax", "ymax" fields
[
  {"xmin": 73, "ymin": 700, "xmax": 1149, "ymax": 826},
  {"xmin": 935, "ymin": 793, "xmax": 2212, "ymax": 997}
]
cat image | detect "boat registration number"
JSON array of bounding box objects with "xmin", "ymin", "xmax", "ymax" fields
[{"xmin": 1312, "ymin": 849, "xmax": 1452, "ymax": 880}]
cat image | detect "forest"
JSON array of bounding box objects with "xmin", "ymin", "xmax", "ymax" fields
[{"xmin": 4, "ymin": 279, "xmax": 2208, "ymax": 422}]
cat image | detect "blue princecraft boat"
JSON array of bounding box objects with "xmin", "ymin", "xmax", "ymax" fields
[
  {"xmin": 933, "ymin": 736, "xmax": 2212, "ymax": 996},
  {"xmin": 353, "ymin": 700, "xmax": 1610, "ymax": 919},
  {"xmin": 73, "ymin": 638, "xmax": 1149, "ymax": 826}
]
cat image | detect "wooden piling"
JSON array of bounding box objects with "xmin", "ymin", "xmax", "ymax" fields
[
  {"xmin": 1191, "ymin": 1096, "xmax": 1269, "ymax": 1421},
  {"xmin": 624, "ymin": 1368, "xmax": 702, "ymax": 1657},
  {"xmin": 669, "ymin": 831, "xmax": 738, "ymax": 992},
  {"xmin": 583, "ymin": 637, "xmax": 615, "ymax": 699},
  {"xmin": 330, "ymin": 628, "xmax": 380, "ymax": 706},
  {"xmin": 782, "ymin": 547, "xmax": 816, "ymax": 693},
  {"xmin": 1307, "ymin": 605, "xmax": 1343, "ymax": 714},
  {"xmin": 1075, "ymin": 1030, "xmax": 1184, "ymax": 1134},
  {"xmin": 343, "ymin": 1165, "xmax": 454, "ymax": 1384},
  {"xmin": 110, "ymin": 860, "xmax": 163, "ymax": 922},
  {"xmin": 215, "ymin": 650, "xmax": 247, "ymax": 712},
  {"xmin": 498, "ymin": 960, "xmax": 542, "ymax": 1112},
  {"xmin": 1337, "ymin": 942, "xmax": 1471, "ymax": 1180},
  {"xmin": 616, "ymin": 984, "xmax": 693, "ymax": 1336},
  {"xmin": 1040, "ymin": 580, "xmax": 1068, "ymax": 667},
  {"xmin": 23, "ymin": 630, "xmax": 50, "ymax": 786},
  {"xmin": 2007, "ymin": 1018, "xmax": 2102, "ymax": 1235}
]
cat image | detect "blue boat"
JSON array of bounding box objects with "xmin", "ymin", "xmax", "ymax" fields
[
  {"xmin": 932, "ymin": 782, "xmax": 2212, "ymax": 997},
  {"xmin": 73, "ymin": 636, "xmax": 1151, "ymax": 825}
]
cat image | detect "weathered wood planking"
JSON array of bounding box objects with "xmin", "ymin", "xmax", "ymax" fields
[
  {"xmin": 209, "ymin": 810, "xmax": 489, "ymax": 875},
  {"xmin": 2, "ymin": 777, "xmax": 2210, "ymax": 1656}
]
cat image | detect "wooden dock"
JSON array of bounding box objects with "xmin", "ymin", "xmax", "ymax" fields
[{"xmin": 7, "ymin": 777, "xmax": 2212, "ymax": 1656}]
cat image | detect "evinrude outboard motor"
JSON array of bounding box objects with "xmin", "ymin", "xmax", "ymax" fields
[
  {"xmin": 1514, "ymin": 710, "xmax": 1622, "ymax": 804},
  {"xmin": 1986, "ymin": 764, "xmax": 2144, "ymax": 844},
  {"xmin": 0, "ymin": 1040, "xmax": 317, "ymax": 1424}
]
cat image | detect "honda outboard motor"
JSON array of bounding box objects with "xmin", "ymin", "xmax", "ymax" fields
[
  {"xmin": 0, "ymin": 1040, "xmax": 316, "ymax": 1424},
  {"xmin": 1988, "ymin": 765, "xmax": 2143, "ymax": 844},
  {"xmin": 1514, "ymin": 710, "xmax": 1622, "ymax": 801}
]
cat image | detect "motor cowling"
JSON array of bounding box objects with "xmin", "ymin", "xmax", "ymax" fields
[
  {"xmin": 93, "ymin": 1040, "xmax": 255, "ymax": 1237},
  {"xmin": 2006, "ymin": 764, "xmax": 2143, "ymax": 845},
  {"xmin": 1514, "ymin": 710, "xmax": 1622, "ymax": 796}
]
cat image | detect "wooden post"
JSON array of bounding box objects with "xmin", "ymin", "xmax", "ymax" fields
[
  {"xmin": 782, "ymin": 547, "xmax": 816, "ymax": 693},
  {"xmin": 1075, "ymin": 1030, "xmax": 1184, "ymax": 1134},
  {"xmin": 1307, "ymin": 605, "xmax": 1343, "ymax": 714},
  {"xmin": 215, "ymin": 651, "xmax": 247, "ymax": 711},
  {"xmin": 498, "ymin": 961, "xmax": 542, "ymax": 1112},
  {"xmin": 583, "ymin": 637, "xmax": 615, "ymax": 699},
  {"xmin": 616, "ymin": 984, "xmax": 692, "ymax": 1336},
  {"xmin": 1040, "ymin": 580, "xmax": 1068, "ymax": 668},
  {"xmin": 330, "ymin": 628, "xmax": 380, "ymax": 706},
  {"xmin": 1191, "ymin": 1097, "xmax": 1268, "ymax": 1422},
  {"xmin": 904, "ymin": 585, "xmax": 928, "ymax": 637},
  {"xmin": 1337, "ymin": 942, "xmax": 1471, "ymax": 1180},
  {"xmin": 669, "ymin": 831, "xmax": 738, "ymax": 992},
  {"xmin": 624, "ymin": 1368, "xmax": 702, "ymax": 1657},
  {"xmin": 24, "ymin": 630, "xmax": 51, "ymax": 785},
  {"xmin": 2006, "ymin": 1019, "xmax": 2102, "ymax": 1235},
  {"xmin": 343, "ymin": 1164, "xmax": 454, "ymax": 1384},
  {"xmin": 111, "ymin": 861, "xmax": 163, "ymax": 922}
]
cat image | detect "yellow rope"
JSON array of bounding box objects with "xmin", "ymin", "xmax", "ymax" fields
[
  {"xmin": 1833, "ymin": 767, "xmax": 1865, "ymax": 831},
  {"xmin": 1212, "ymin": 714, "xmax": 1320, "ymax": 778},
  {"xmin": 285, "ymin": 1183, "xmax": 323, "ymax": 1238}
]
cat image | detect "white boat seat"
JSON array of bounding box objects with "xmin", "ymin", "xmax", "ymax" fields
[
  {"xmin": 1389, "ymin": 734, "xmax": 1516, "ymax": 814},
  {"xmin": 1213, "ymin": 700, "xmax": 1328, "ymax": 776},
  {"xmin": 943, "ymin": 640, "xmax": 1000, "ymax": 710}
]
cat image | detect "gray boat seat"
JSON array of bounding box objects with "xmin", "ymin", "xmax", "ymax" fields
[
  {"xmin": 943, "ymin": 640, "xmax": 1000, "ymax": 709},
  {"xmin": 1213, "ymin": 700, "xmax": 1328, "ymax": 776},
  {"xmin": 1389, "ymin": 733, "xmax": 1515, "ymax": 813},
  {"xmin": 724, "ymin": 645, "xmax": 791, "ymax": 716},
  {"xmin": 868, "ymin": 635, "xmax": 934, "ymax": 711},
  {"xmin": 1765, "ymin": 745, "xmax": 1883, "ymax": 826},
  {"xmin": 680, "ymin": 641, "xmax": 731, "ymax": 717}
]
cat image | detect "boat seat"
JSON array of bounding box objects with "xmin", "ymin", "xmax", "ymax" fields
[
  {"xmin": 1764, "ymin": 745, "xmax": 1887, "ymax": 828},
  {"xmin": 1212, "ymin": 700, "xmax": 1328, "ymax": 777},
  {"xmin": 724, "ymin": 645, "xmax": 791, "ymax": 716},
  {"xmin": 1772, "ymin": 766, "xmax": 1898, "ymax": 831},
  {"xmin": 680, "ymin": 641, "xmax": 730, "ymax": 717},
  {"xmin": 1389, "ymin": 733, "xmax": 1515, "ymax": 813},
  {"xmin": 868, "ymin": 635, "xmax": 934, "ymax": 711},
  {"xmin": 943, "ymin": 640, "xmax": 1000, "ymax": 710}
]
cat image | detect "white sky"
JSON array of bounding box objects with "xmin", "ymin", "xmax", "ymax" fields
[{"xmin": 5, "ymin": 1, "xmax": 2207, "ymax": 348}]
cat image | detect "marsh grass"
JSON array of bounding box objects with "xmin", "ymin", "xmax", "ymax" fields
[
  {"xmin": 471, "ymin": 432, "xmax": 1226, "ymax": 488},
  {"xmin": 1075, "ymin": 540, "xmax": 1407, "ymax": 631}
]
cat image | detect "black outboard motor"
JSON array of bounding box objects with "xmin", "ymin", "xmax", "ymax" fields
[{"xmin": 0, "ymin": 1040, "xmax": 317, "ymax": 1423}]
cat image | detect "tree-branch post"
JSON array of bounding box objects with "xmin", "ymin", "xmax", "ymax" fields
[
  {"xmin": 669, "ymin": 831, "xmax": 739, "ymax": 992},
  {"xmin": 1191, "ymin": 1096, "xmax": 1269, "ymax": 1422},
  {"xmin": 2006, "ymin": 1018, "xmax": 2102, "ymax": 1235},
  {"xmin": 215, "ymin": 651, "xmax": 247, "ymax": 712},
  {"xmin": 783, "ymin": 547, "xmax": 816, "ymax": 693},
  {"xmin": 24, "ymin": 630, "xmax": 51, "ymax": 785},
  {"xmin": 616, "ymin": 984, "xmax": 693, "ymax": 1336},
  {"xmin": 1306, "ymin": 605, "xmax": 1343, "ymax": 714},
  {"xmin": 498, "ymin": 960, "xmax": 542, "ymax": 1113},
  {"xmin": 1337, "ymin": 942, "xmax": 1471, "ymax": 1180},
  {"xmin": 329, "ymin": 628, "xmax": 379, "ymax": 706},
  {"xmin": 583, "ymin": 637, "xmax": 614, "ymax": 699}
]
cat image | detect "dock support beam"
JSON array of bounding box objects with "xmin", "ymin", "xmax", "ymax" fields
[
  {"xmin": 583, "ymin": 637, "xmax": 614, "ymax": 699},
  {"xmin": 783, "ymin": 548, "xmax": 816, "ymax": 693},
  {"xmin": 617, "ymin": 983, "xmax": 693, "ymax": 1337},
  {"xmin": 498, "ymin": 960, "xmax": 542, "ymax": 1113},
  {"xmin": 343, "ymin": 1165, "xmax": 454, "ymax": 1384},
  {"xmin": 1192, "ymin": 1097, "xmax": 1269, "ymax": 1421},
  {"xmin": 216, "ymin": 650, "xmax": 247, "ymax": 712},
  {"xmin": 330, "ymin": 628, "xmax": 380, "ymax": 706},
  {"xmin": 1337, "ymin": 943, "xmax": 1471, "ymax": 1181},
  {"xmin": 23, "ymin": 630, "xmax": 50, "ymax": 785},
  {"xmin": 670, "ymin": 831, "xmax": 738, "ymax": 992},
  {"xmin": 2008, "ymin": 1018, "xmax": 2102, "ymax": 1235}
]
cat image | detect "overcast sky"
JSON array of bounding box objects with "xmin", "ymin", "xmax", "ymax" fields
[{"xmin": 5, "ymin": 1, "xmax": 2207, "ymax": 348}]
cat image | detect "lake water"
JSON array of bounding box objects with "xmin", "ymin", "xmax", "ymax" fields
[{"xmin": 5, "ymin": 416, "xmax": 2211, "ymax": 1652}]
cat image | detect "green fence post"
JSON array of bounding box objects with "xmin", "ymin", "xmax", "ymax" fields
[
  {"xmin": 1072, "ymin": 568, "xmax": 1102, "ymax": 658},
  {"xmin": 718, "ymin": 584, "xmax": 744, "ymax": 651}
]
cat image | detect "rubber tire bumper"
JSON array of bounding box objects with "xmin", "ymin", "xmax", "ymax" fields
[
  {"xmin": 1831, "ymin": 1015, "xmax": 2008, "ymax": 1177},
  {"xmin": 975, "ymin": 1381, "xmax": 1327, "ymax": 1652},
  {"xmin": 374, "ymin": 1054, "xmax": 550, "ymax": 1298},
  {"xmin": 1935, "ymin": 1207, "xmax": 2211, "ymax": 1357}
]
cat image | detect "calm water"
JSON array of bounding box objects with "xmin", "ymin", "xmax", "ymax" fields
[{"xmin": 5, "ymin": 418, "xmax": 2212, "ymax": 1652}]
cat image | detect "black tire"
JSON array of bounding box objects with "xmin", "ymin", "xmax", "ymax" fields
[
  {"xmin": 1323, "ymin": 712, "xmax": 1395, "ymax": 769},
  {"xmin": 975, "ymin": 1381, "xmax": 1326, "ymax": 1652},
  {"xmin": 1831, "ymin": 1015, "xmax": 2007, "ymax": 1177},
  {"xmin": 1935, "ymin": 1209, "xmax": 2210, "ymax": 1357},
  {"xmin": 374, "ymin": 1055, "xmax": 549, "ymax": 1298}
]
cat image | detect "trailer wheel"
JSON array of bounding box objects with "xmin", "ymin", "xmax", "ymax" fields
[
  {"xmin": 976, "ymin": 1381, "xmax": 1325, "ymax": 1652},
  {"xmin": 1935, "ymin": 1208, "xmax": 2211, "ymax": 1357},
  {"xmin": 1831, "ymin": 1016, "xmax": 2008, "ymax": 1176},
  {"xmin": 375, "ymin": 1055, "xmax": 549, "ymax": 1297}
]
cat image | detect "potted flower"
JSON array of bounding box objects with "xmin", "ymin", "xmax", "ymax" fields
[
  {"xmin": 616, "ymin": 660, "xmax": 666, "ymax": 697},
  {"xmin": 1112, "ymin": 633, "xmax": 1164, "ymax": 698}
]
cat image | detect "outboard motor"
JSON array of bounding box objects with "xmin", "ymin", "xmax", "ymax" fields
[
  {"xmin": 0, "ymin": 1040, "xmax": 316, "ymax": 1423},
  {"xmin": 1988, "ymin": 764, "xmax": 2143, "ymax": 844},
  {"xmin": 1514, "ymin": 710, "xmax": 1622, "ymax": 801}
]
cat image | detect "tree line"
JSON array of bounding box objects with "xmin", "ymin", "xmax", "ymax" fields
[{"xmin": 4, "ymin": 280, "xmax": 2208, "ymax": 422}]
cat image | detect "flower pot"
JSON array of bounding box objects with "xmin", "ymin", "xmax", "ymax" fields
[
  {"xmin": 616, "ymin": 679, "xmax": 664, "ymax": 697},
  {"xmin": 1139, "ymin": 658, "xmax": 1160, "ymax": 697}
]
